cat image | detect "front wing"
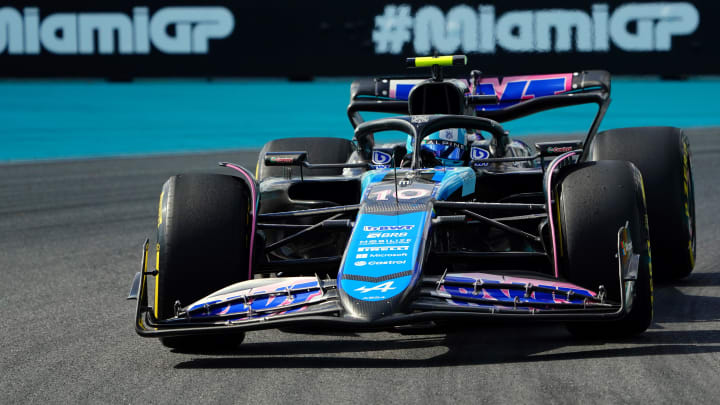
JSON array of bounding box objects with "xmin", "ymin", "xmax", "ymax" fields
[{"xmin": 130, "ymin": 224, "xmax": 639, "ymax": 338}]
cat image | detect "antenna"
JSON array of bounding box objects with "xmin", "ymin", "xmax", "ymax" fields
[{"xmin": 470, "ymin": 69, "xmax": 482, "ymax": 94}]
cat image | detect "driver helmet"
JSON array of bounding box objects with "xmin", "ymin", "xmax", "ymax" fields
[{"xmin": 406, "ymin": 128, "xmax": 468, "ymax": 166}]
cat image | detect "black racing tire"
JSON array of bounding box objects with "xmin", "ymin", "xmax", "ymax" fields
[
  {"xmin": 557, "ymin": 161, "xmax": 653, "ymax": 338},
  {"xmin": 256, "ymin": 137, "xmax": 354, "ymax": 180},
  {"xmin": 155, "ymin": 173, "xmax": 252, "ymax": 349},
  {"xmin": 587, "ymin": 127, "xmax": 695, "ymax": 280}
]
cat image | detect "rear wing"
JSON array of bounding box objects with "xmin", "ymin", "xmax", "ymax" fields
[{"xmin": 347, "ymin": 70, "xmax": 611, "ymax": 136}]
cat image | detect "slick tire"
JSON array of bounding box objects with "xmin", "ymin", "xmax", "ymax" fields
[
  {"xmin": 155, "ymin": 173, "xmax": 252, "ymax": 349},
  {"xmin": 557, "ymin": 161, "xmax": 653, "ymax": 338},
  {"xmin": 256, "ymin": 137, "xmax": 354, "ymax": 180},
  {"xmin": 587, "ymin": 127, "xmax": 695, "ymax": 280}
]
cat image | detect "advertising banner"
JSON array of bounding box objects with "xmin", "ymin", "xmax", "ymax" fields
[{"xmin": 0, "ymin": 1, "xmax": 718, "ymax": 78}]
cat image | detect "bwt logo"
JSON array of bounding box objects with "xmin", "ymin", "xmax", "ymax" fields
[
  {"xmin": 0, "ymin": 7, "xmax": 234, "ymax": 55},
  {"xmin": 363, "ymin": 225, "xmax": 414, "ymax": 231},
  {"xmin": 373, "ymin": 3, "xmax": 699, "ymax": 54}
]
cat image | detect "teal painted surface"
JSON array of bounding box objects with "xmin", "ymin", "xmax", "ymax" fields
[{"xmin": 1, "ymin": 79, "xmax": 719, "ymax": 161}]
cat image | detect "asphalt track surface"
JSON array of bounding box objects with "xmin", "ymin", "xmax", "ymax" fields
[{"xmin": 1, "ymin": 129, "xmax": 719, "ymax": 403}]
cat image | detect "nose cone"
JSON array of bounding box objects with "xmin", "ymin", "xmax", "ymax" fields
[
  {"xmin": 338, "ymin": 274, "xmax": 415, "ymax": 321},
  {"xmin": 337, "ymin": 191, "xmax": 432, "ymax": 322}
]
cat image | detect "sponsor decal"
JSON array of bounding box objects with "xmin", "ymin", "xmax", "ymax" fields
[
  {"xmin": 618, "ymin": 224, "xmax": 634, "ymax": 280},
  {"xmin": 389, "ymin": 75, "xmax": 573, "ymax": 108},
  {"xmin": 358, "ymin": 245, "xmax": 410, "ymax": 252},
  {"xmin": 438, "ymin": 129, "xmax": 459, "ymax": 142},
  {"xmin": 470, "ymin": 146, "xmax": 490, "ymax": 167},
  {"xmin": 368, "ymin": 252, "xmax": 408, "ymax": 258},
  {"xmin": 342, "ymin": 211, "xmax": 426, "ymax": 301},
  {"xmin": 368, "ymin": 260, "xmax": 407, "ymax": 266},
  {"xmin": 269, "ymin": 156, "xmax": 294, "ymax": 163},
  {"xmin": 547, "ymin": 146, "xmax": 574, "ymax": 153},
  {"xmin": 476, "ymin": 75, "xmax": 572, "ymax": 105},
  {"xmin": 0, "ymin": 6, "xmax": 234, "ymax": 55},
  {"xmin": 620, "ymin": 226, "xmax": 633, "ymax": 258},
  {"xmin": 359, "ymin": 238, "xmax": 412, "ymax": 245},
  {"xmin": 187, "ymin": 278, "xmax": 323, "ymax": 317},
  {"xmin": 622, "ymin": 239, "xmax": 633, "ymax": 257},
  {"xmin": 372, "ymin": 3, "xmax": 699, "ymax": 55},
  {"xmin": 367, "ymin": 232, "xmax": 408, "ymax": 238},
  {"xmin": 363, "ymin": 225, "xmax": 414, "ymax": 231},
  {"xmin": 470, "ymin": 147, "xmax": 490, "ymax": 160},
  {"xmin": 354, "ymin": 281, "xmax": 397, "ymax": 294},
  {"xmin": 354, "ymin": 260, "xmax": 367, "ymax": 267},
  {"xmin": 372, "ymin": 150, "xmax": 393, "ymax": 166},
  {"xmin": 411, "ymin": 115, "xmax": 430, "ymax": 123}
]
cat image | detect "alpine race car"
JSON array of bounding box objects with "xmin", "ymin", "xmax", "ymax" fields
[{"xmin": 129, "ymin": 55, "xmax": 695, "ymax": 349}]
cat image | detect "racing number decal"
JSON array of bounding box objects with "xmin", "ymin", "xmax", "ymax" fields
[{"xmin": 369, "ymin": 188, "xmax": 432, "ymax": 201}]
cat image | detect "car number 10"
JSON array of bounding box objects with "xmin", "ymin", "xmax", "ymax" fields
[{"xmin": 369, "ymin": 188, "xmax": 432, "ymax": 201}]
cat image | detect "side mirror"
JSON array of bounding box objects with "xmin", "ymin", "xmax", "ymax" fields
[{"xmin": 263, "ymin": 151, "xmax": 308, "ymax": 167}]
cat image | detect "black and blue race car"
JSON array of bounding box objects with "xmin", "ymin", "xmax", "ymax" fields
[{"xmin": 129, "ymin": 55, "xmax": 695, "ymax": 349}]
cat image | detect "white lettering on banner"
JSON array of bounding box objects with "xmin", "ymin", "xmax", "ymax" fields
[
  {"xmin": 0, "ymin": 6, "xmax": 234, "ymax": 55},
  {"xmin": 373, "ymin": 3, "xmax": 700, "ymax": 54}
]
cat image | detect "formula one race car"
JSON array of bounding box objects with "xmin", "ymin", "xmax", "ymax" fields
[{"xmin": 129, "ymin": 55, "xmax": 695, "ymax": 349}]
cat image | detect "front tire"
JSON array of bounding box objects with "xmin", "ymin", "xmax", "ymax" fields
[
  {"xmin": 557, "ymin": 161, "xmax": 653, "ymax": 338},
  {"xmin": 155, "ymin": 173, "xmax": 252, "ymax": 349}
]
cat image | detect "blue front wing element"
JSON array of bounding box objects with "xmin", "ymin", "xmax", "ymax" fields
[{"xmin": 187, "ymin": 280, "xmax": 323, "ymax": 318}]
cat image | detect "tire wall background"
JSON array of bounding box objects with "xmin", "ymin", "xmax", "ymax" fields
[{"xmin": 0, "ymin": 1, "xmax": 718, "ymax": 78}]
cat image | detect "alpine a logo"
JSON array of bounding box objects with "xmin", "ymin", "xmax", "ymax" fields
[
  {"xmin": 0, "ymin": 7, "xmax": 234, "ymax": 55},
  {"xmin": 372, "ymin": 2, "xmax": 699, "ymax": 54}
]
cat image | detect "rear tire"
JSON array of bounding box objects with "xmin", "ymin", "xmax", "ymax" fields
[
  {"xmin": 587, "ymin": 127, "xmax": 695, "ymax": 280},
  {"xmin": 557, "ymin": 161, "xmax": 653, "ymax": 338},
  {"xmin": 155, "ymin": 174, "xmax": 252, "ymax": 349},
  {"xmin": 256, "ymin": 137, "xmax": 354, "ymax": 180}
]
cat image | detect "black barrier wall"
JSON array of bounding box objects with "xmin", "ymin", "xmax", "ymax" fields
[{"xmin": 0, "ymin": 1, "xmax": 718, "ymax": 78}]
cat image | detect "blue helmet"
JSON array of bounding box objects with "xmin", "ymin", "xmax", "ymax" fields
[{"xmin": 406, "ymin": 128, "xmax": 468, "ymax": 166}]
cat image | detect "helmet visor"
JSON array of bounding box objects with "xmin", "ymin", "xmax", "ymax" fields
[{"xmin": 421, "ymin": 141, "xmax": 466, "ymax": 161}]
